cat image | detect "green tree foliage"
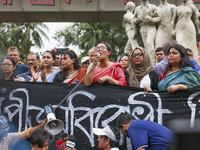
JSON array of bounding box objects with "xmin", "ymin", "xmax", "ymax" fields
[
  {"xmin": 0, "ymin": 22, "xmax": 49, "ymax": 58},
  {"xmin": 54, "ymin": 22, "xmax": 128, "ymax": 61}
]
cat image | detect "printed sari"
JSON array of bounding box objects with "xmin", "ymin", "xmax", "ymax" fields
[{"xmin": 158, "ymin": 67, "xmax": 200, "ymax": 91}]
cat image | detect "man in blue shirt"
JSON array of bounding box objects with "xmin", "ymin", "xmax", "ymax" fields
[
  {"xmin": 7, "ymin": 46, "xmax": 29, "ymax": 76},
  {"xmin": 153, "ymin": 40, "xmax": 178, "ymax": 79},
  {"xmin": 116, "ymin": 112, "xmax": 175, "ymax": 150},
  {"xmin": 20, "ymin": 53, "xmax": 40, "ymax": 82}
]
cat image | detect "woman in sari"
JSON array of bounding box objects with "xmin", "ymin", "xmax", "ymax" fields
[
  {"xmin": 53, "ymin": 50, "xmax": 87, "ymax": 84},
  {"xmin": 85, "ymin": 42, "xmax": 127, "ymax": 86},
  {"xmin": 158, "ymin": 44, "xmax": 200, "ymax": 92}
]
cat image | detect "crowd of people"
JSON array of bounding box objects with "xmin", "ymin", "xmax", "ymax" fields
[
  {"xmin": 1, "ymin": 40, "xmax": 200, "ymax": 93},
  {"xmin": 1, "ymin": 39, "xmax": 200, "ymax": 149}
]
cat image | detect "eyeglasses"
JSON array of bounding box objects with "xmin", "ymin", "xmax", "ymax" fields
[
  {"xmin": 2, "ymin": 63, "xmax": 12, "ymax": 67},
  {"xmin": 131, "ymin": 53, "xmax": 143, "ymax": 57},
  {"xmin": 95, "ymin": 46, "xmax": 106, "ymax": 51},
  {"xmin": 27, "ymin": 59, "xmax": 36, "ymax": 62}
]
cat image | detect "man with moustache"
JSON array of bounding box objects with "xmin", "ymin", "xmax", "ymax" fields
[{"xmin": 20, "ymin": 53, "xmax": 40, "ymax": 82}]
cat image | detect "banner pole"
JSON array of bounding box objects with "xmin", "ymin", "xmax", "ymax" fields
[{"xmin": 54, "ymin": 64, "xmax": 96, "ymax": 110}]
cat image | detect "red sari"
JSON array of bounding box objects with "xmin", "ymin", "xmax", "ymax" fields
[
  {"xmin": 63, "ymin": 68, "xmax": 87, "ymax": 83},
  {"xmin": 93, "ymin": 62, "xmax": 127, "ymax": 86}
]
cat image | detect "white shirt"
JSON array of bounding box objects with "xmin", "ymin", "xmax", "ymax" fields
[{"xmin": 110, "ymin": 148, "xmax": 119, "ymax": 150}]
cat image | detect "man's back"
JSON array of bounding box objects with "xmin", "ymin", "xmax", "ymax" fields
[{"xmin": 128, "ymin": 120, "xmax": 174, "ymax": 150}]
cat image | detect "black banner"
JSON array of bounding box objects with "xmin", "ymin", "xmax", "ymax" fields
[{"xmin": 0, "ymin": 80, "xmax": 200, "ymax": 150}]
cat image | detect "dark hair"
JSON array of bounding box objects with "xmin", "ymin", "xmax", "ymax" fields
[
  {"xmin": 186, "ymin": 48, "xmax": 192, "ymax": 53},
  {"xmin": 162, "ymin": 40, "xmax": 178, "ymax": 55},
  {"xmin": 108, "ymin": 126, "xmax": 120, "ymax": 148},
  {"xmin": 99, "ymin": 42, "xmax": 112, "ymax": 51},
  {"xmin": 53, "ymin": 50, "xmax": 81, "ymax": 83},
  {"xmin": 27, "ymin": 53, "xmax": 40, "ymax": 60},
  {"xmin": 19, "ymin": 53, "xmax": 24, "ymax": 60},
  {"xmin": 7, "ymin": 46, "xmax": 20, "ymax": 55},
  {"xmin": 155, "ymin": 47, "xmax": 163, "ymax": 53},
  {"xmin": 30, "ymin": 129, "xmax": 51, "ymax": 148},
  {"xmin": 2, "ymin": 56, "xmax": 16, "ymax": 67},
  {"xmin": 98, "ymin": 42, "xmax": 112, "ymax": 58},
  {"xmin": 43, "ymin": 51, "xmax": 55, "ymax": 59},
  {"xmin": 116, "ymin": 112, "xmax": 134, "ymax": 129},
  {"xmin": 119, "ymin": 53, "xmax": 129, "ymax": 61},
  {"xmin": 166, "ymin": 44, "xmax": 194, "ymax": 71}
]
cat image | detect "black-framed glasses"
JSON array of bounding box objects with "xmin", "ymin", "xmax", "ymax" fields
[
  {"xmin": 95, "ymin": 46, "xmax": 106, "ymax": 51},
  {"xmin": 131, "ymin": 53, "xmax": 143, "ymax": 57}
]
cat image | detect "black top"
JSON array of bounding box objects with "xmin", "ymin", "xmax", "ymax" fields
[
  {"xmin": 0, "ymin": 73, "xmax": 16, "ymax": 81},
  {"xmin": 126, "ymin": 70, "xmax": 159, "ymax": 90}
]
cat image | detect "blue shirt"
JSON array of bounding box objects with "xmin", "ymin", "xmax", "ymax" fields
[
  {"xmin": 14, "ymin": 64, "xmax": 29, "ymax": 76},
  {"xmin": 20, "ymin": 70, "xmax": 41, "ymax": 82},
  {"xmin": 190, "ymin": 59, "xmax": 200, "ymax": 74},
  {"xmin": 128, "ymin": 120, "xmax": 175, "ymax": 150},
  {"xmin": 37, "ymin": 70, "xmax": 59, "ymax": 82},
  {"xmin": 153, "ymin": 56, "xmax": 168, "ymax": 79}
]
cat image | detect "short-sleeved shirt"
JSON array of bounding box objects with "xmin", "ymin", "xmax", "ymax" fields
[
  {"xmin": 128, "ymin": 120, "xmax": 175, "ymax": 150},
  {"xmin": 1, "ymin": 128, "xmax": 32, "ymax": 150}
]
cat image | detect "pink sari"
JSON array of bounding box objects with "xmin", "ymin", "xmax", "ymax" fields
[{"xmin": 93, "ymin": 62, "xmax": 127, "ymax": 86}]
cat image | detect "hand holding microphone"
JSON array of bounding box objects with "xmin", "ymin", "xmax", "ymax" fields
[
  {"xmin": 90, "ymin": 52, "xmax": 101, "ymax": 67},
  {"xmin": 56, "ymin": 139, "xmax": 66, "ymax": 150},
  {"xmin": 66, "ymin": 135, "xmax": 76, "ymax": 149}
]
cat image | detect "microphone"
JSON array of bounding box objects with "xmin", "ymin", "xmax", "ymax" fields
[
  {"xmin": 59, "ymin": 133, "xmax": 69, "ymax": 144},
  {"xmin": 97, "ymin": 52, "xmax": 101, "ymax": 57},
  {"xmin": 88, "ymin": 52, "xmax": 101, "ymax": 68},
  {"xmin": 66, "ymin": 135, "xmax": 76, "ymax": 149},
  {"xmin": 56, "ymin": 140, "xmax": 66, "ymax": 150}
]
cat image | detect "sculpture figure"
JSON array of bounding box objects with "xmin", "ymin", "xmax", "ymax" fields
[
  {"xmin": 123, "ymin": 2, "xmax": 139, "ymax": 54},
  {"xmin": 172, "ymin": 0, "xmax": 200, "ymax": 58},
  {"xmin": 155, "ymin": 0, "xmax": 176, "ymax": 48},
  {"xmin": 133, "ymin": 0, "xmax": 161, "ymax": 64}
]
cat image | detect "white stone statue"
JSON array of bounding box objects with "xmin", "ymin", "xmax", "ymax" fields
[
  {"xmin": 172, "ymin": 0, "xmax": 200, "ymax": 58},
  {"xmin": 123, "ymin": 2, "xmax": 140, "ymax": 54},
  {"xmin": 133, "ymin": 0, "xmax": 161, "ymax": 64},
  {"xmin": 155, "ymin": 0, "xmax": 176, "ymax": 48}
]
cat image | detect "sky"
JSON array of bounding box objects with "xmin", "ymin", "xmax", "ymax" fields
[{"xmin": 30, "ymin": 22, "xmax": 81, "ymax": 56}]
